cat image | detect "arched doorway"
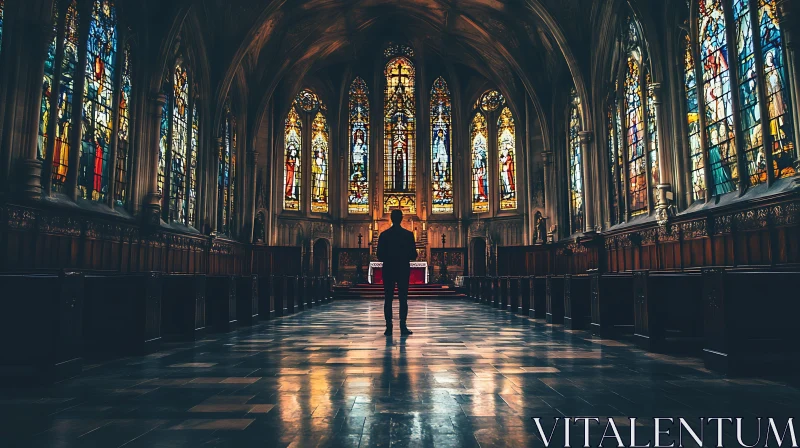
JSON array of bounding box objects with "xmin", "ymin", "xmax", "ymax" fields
[
  {"xmin": 313, "ymin": 239, "xmax": 330, "ymax": 276},
  {"xmin": 470, "ymin": 238, "xmax": 487, "ymax": 276}
]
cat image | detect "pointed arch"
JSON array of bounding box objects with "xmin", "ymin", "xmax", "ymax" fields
[{"xmin": 383, "ymin": 53, "xmax": 416, "ymax": 214}]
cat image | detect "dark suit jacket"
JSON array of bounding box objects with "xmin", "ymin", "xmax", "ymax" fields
[{"xmin": 377, "ymin": 225, "xmax": 417, "ymax": 276}]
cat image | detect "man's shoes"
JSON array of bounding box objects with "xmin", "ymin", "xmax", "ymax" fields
[
  {"xmin": 400, "ymin": 325, "xmax": 413, "ymax": 335},
  {"xmin": 384, "ymin": 325, "xmax": 392, "ymax": 336}
]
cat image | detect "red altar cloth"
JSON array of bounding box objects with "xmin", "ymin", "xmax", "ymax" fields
[{"xmin": 371, "ymin": 267, "xmax": 427, "ymax": 285}]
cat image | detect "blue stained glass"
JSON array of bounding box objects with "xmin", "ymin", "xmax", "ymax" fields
[
  {"xmin": 569, "ymin": 91, "xmax": 584, "ymax": 232},
  {"xmin": 758, "ymin": 0, "xmax": 796, "ymax": 178},
  {"xmin": 79, "ymin": 0, "xmax": 117, "ymax": 201}
]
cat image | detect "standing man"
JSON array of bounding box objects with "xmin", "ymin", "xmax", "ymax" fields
[{"xmin": 377, "ymin": 209, "xmax": 417, "ymax": 336}]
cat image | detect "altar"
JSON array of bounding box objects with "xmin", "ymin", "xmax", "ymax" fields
[{"xmin": 368, "ymin": 262, "xmax": 429, "ymax": 285}]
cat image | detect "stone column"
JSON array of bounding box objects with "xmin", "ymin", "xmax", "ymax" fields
[
  {"xmin": 143, "ymin": 94, "xmax": 167, "ymax": 227},
  {"xmin": 578, "ymin": 131, "xmax": 595, "ymax": 233},
  {"xmin": 651, "ymin": 82, "xmax": 673, "ymax": 225}
]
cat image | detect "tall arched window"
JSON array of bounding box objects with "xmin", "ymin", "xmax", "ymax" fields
[
  {"xmin": 283, "ymin": 107, "xmax": 302, "ymax": 211},
  {"xmin": 497, "ymin": 107, "xmax": 517, "ymax": 210},
  {"xmin": 686, "ymin": 0, "xmax": 795, "ymax": 200},
  {"xmin": 471, "ymin": 113, "xmax": 489, "ymax": 213},
  {"xmin": 78, "ymin": 0, "xmax": 117, "ymax": 201},
  {"xmin": 217, "ymin": 101, "xmax": 236, "ymax": 234},
  {"xmin": 36, "ymin": 0, "xmax": 133, "ymax": 207},
  {"xmin": 608, "ymin": 15, "xmax": 660, "ymax": 220},
  {"xmin": 348, "ymin": 77, "xmax": 370, "ymax": 214},
  {"xmin": 39, "ymin": 1, "xmax": 79, "ymax": 191},
  {"xmin": 158, "ymin": 58, "xmax": 200, "ymax": 227},
  {"xmin": 384, "ymin": 44, "xmax": 416, "ymax": 213},
  {"xmin": 569, "ymin": 90, "xmax": 584, "ymax": 233},
  {"xmin": 430, "ymin": 76, "xmax": 452, "ymax": 214},
  {"xmin": 310, "ymin": 111, "xmax": 329, "ymax": 213}
]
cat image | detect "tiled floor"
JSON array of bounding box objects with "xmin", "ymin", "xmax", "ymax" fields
[{"xmin": 1, "ymin": 300, "xmax": 799, "ymax": 447}]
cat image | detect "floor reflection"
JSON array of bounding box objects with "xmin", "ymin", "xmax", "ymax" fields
[{"xmin": 1, "ymin": 300, "xmax": 798, "ymax": 447}]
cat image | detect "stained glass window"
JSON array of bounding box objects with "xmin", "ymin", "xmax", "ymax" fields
[
  {"xmin": 41, "ymin": 1, "xmax": 80, "ymax": 191},
  {"xmin": 384, "ymin": 55, "xmax": 416, "ymax": 213},
  {"xmin": 700, "ymin": 0, "xmax": 737, "ymax": 195},
  {"xmin": 569, "ymin": 91, "xmax": 584, "ymax": 233},
  {"xmin": 78, "ymin": 0, "xmax": 117, "ymax": 201},
  {"xmin": 348, "ymin": 77, "xmax": 369, "ymax": 214},
  {"xmin": 157, "ymin": 98, "xmax": 168, "ymax": 196},
  {"xmin": 471, "ymin": 113, "xmax": 489, "ymax": 213},
  {"xmin": 311, "ymin": 111, "xmax": 329, "ymax": 213},
  {"xmin": 283, "ymin": 106, "xmax": 302, "ymax": 211},
  {"xmin": 114, "ymin": 44, "xmax": 131, "ymax": 206},
  {"xmin": 296, "ymin": 89, "xmax": 320, "ymax": 112},
  {"xmin": 430, "ymin": 77, "xmax": 453, "ymax": 214},
  {"xmin": 218, "ymin": 104, "xmax": 236, "ymax": 233},
  {"xmin": 497, "ymin": 107, "xmax": 517, "ymax": 210},
  {"xmin": 734, "ymin": 0, "xmax": 765, "ymax": 186},
  {"xmin": 625, "ymin": 43, "xmax": 648, "ymax": 215},
  {"xmin": 758, "ymin": 0, "xmax": 795, "ymax": 178},
  {"xmin": 169, "ymin": 62, "xmax": 189, "ymax": 223},
  {"xmin": 188, "ymin": 100, "xmax": 198, "ymax": 225},
  {"xmin": 481, "ymin": 90, "xmax": 505, "ymax": 112},
  {"xmin": 685, "ymin": 32, "xmax": 706, "ymax": 201},
  {"xmin": 646, "ymin": 73, "xmax": 660, "ymax": 187},
  {"xmin": 0, "ymin": 0, "xmax": 5, "ymax": 51}
]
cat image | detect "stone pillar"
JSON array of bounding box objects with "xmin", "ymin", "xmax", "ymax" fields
[
  {"xmin": 651, "ymin": 82, "xmax": 673, "ymax": 225},
  {"xmin": 13, "ymin": 19, "xmax": 54, "ymax": 201},
  {"xmin": 143, "ymin": 94, "xmax": 167, "ymax": 227},
  {"xmin": 578, "ymin": 131, "xmax": 595, "ymax": 233}
]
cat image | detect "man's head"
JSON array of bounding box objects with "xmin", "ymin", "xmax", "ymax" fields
[{"xmin": 391, "ymin": 209, "xmax": 403, "ymax": 225}]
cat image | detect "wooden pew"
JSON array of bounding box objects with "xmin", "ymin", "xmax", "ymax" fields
[
  {"xmin": 273, "ymin": 275, "xmax": 287, "ymax": 316},
  {"xmin": 507, "ymin": 277, "xmax": 520, "ymax": 313},
  {"xmin": 206, "ymin": 276, "xmax": 237, "ymax": 333},
  {"xmin": 702, "ymin": 268, "xmax": 800, "ymax": 374},
  {"xmin": 546, "ymin": 275, "xmax": 565, "ymax": 324},
  {"xmin": 590, "ymin": 272, "xmax": 634, "ymax": 337},
  {"xmin": 0, "ymin": 271, "xmax": 84, "ymax": 381},
  {"xmin": 84, "ymin": 272, "xmax": 162, "ymax": 355},
  {"xmin": 162, "ymin": 274, "xmax": 206, "ymax": 341},
  {"xmin": 492, "ymin": 277, "xmax": 501, "ymax": 308},
  {"xmin": 633, "ymin": 271, "xmax": 703, "ymax": 352},
  {"xmin": 564, "ymin": 274, "xmax": 591, "ymax": 330},
  {"xmin": 296, "ymin": 276, "xmax": 306, "ymax": 311},
  {"xmin": 235, "ymin": 274, "xmax": 259, "ymax": 326},
  {"xmin": 258, "ymin": 275, "xmax": 274, "ymax": 320},
  {"xmin": 529, "ymin": 276, "xmax": 547, "ymax": 319},
  {"xmin": 499, "ymin": 277, "xmax": 509, "ymax": 310},
  {"xmin": 286, "ymin": 276, "xmax": 298, "ymax": 314}
]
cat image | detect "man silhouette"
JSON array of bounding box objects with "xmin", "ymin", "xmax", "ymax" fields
[{"xmin": 377, "ymin": 209, "xmax": 417, "ymax": 336}]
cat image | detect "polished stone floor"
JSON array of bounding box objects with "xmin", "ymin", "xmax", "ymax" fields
[{"xmin": 1, "ymin": 300, "xmax": 799, "ymax": 447}]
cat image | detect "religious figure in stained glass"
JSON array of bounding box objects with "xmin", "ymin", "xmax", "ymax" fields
[
  {"xmin": 685, "ymin": 32, "xmax": 706, "ymax": 201},
  {"xmin": 759, "ymin": 0, "xmax": 795, "ymax": 178},
  {"xmin": 79, "ymin": 0, "xmax": 117, "ymax": 201},
  {"xmin": 700, "ymin": 0, "xmax": 737, "ymax": 195},
  {"xmin": 497, "ymin": 107, "xmax": 517, "ymax": 210},
  {"xmin": 569, "ymin": 91, "xmax": 584, "ymax": 232},
  {"xmin": 284, "ymin": 107, "xmax": 302, "ymax": 211},
  {"xmin": 384, "ymin": 55, "xmax": 416, "ymax": 213},
  {"xmin": 471, "ymin": 113, "xmax": 489, "ymax": 213},
  {"xmin": 430, "ymin": 77, "xmax": 453, "ymax": 214},
  {"xmin": 625, "ymin": 46, "xmax": 648, "ymax": 215},
  {"xmin": 188, "ymin": 100, "xmax": 199, "ymax": 225},
  {"xmin": 311, "ymin": 111, "xmax": 329, "ymax": 213},
  {"xmin": 348, "ymin": 78, "xmax": 370, "ymax": 214},
  {"xmin": 170, "ymin": 62, "xmax": 189, "ymax": 223},
  {"xmin": 115, "ymin": 44, "xmax": 131, "ymax": 206}
]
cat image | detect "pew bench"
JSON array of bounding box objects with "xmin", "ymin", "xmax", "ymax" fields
[
  {"xmin": 590, "ymin": 272, "xmax": 634, "ymax": 337},
  {"xmin": 236, "ymin": 274, "xmax": 259, "ymax": 326},
  {"xmin": 206, "ymin": 276, "xmax": 237, "ymax": 333},
  {"xmin": 563, "ymin": 274, "xmax": 591, "ymax": 330},
  {"xmin": 546, "ymin": 275, "xmax": 565, "ymax": 324},
  {"xmin": 162, "ymin": 274, "xmax": 206, "ymax": 341},
  {"xmin": 633, "ymin": 271, "xmax": 703, "ymax": 353}
]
